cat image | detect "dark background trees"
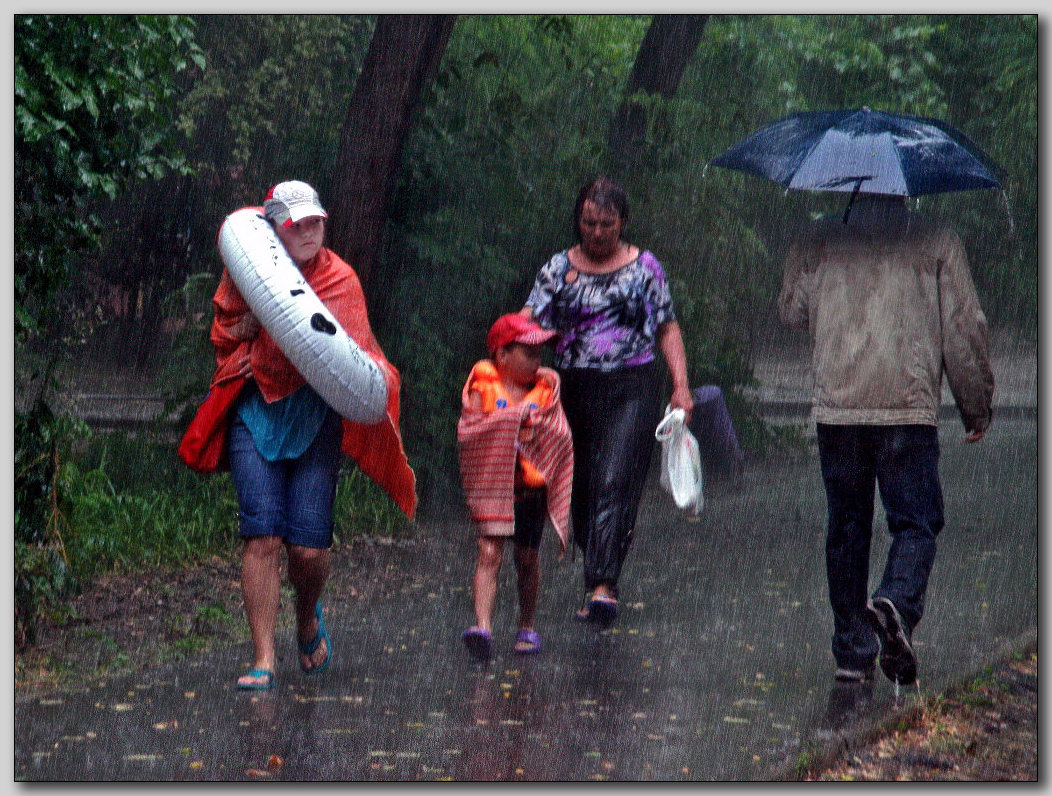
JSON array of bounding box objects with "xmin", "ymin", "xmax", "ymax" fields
[
  {"xmin": 14, "ymin": 14, "xmax": 205, "ymax": 646},
  {"xmin": 14, "ymin": 15, "xmax": 203, "ymax": 348},
  {"xmin": 16, "ymin": 12, "xmax": 1038, "ymax": 515},
  {"xmin": 330, "ymin": 14, "xmax": 457, "ymax": 292},
  {"xmin": 13, "ymin": 12, "xmax": 1036, "ymax": 646},
  {"xmin": 608, "ymin": 14, "xmax": 708, "ymax": 178}
]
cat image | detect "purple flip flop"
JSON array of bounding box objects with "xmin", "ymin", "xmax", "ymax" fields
[
  {"xmin": 588, "ymin": 595, "xmax": 619, "ymax": 626},
  {"xmin": 514, "ymin": 629, "xmax": 542, "ymax": 655},
  {"xmin": 462, "ymin": 627, "xmax": 493, "ymax": 660}
]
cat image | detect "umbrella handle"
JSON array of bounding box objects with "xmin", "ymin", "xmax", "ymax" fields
[{"xmin": 842, "ymin": 178, "xmax": 866, "ymax": 224}]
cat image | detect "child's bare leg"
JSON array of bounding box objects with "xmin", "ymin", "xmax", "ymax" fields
[
  {"xmin": 471, "ymin": 536, "xmax": 505, "ymax": 632},
  {"xmin": 513, "ymin": 545, "xmax": 540, "ymax": 631}
]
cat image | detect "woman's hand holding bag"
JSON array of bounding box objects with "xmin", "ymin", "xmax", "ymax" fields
[{"xmin": 655, "ymin": 406, "xmax": 704, "ymax": 516}]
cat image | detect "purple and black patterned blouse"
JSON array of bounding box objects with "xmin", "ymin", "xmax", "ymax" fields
[{"xmin": 526, "ymin": 249, "xmax": 676, "ymax": 372}]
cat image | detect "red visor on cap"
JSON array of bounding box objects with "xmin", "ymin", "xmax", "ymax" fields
[{"xmin": 487, "ymin": 313, "xmax": 559, "ymax": 354}]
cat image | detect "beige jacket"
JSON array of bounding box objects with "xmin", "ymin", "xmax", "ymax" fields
[{"xmin": 778, "ymin": 196, "xmax": 994, "ymax": 433}]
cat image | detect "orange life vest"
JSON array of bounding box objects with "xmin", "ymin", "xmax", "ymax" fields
[{"xmin": 468, "ymin": 360, "xmax": 553, "ymax": 489}]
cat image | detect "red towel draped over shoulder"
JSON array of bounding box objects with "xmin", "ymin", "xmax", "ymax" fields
[{"xmin": 178, "ymin": 209, "xmax": 416, "ymax": 520}]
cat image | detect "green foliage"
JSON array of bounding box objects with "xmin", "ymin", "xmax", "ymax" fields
[
  {"xmin": 789, "ymin": 16, "xmax": 946, "ymax": 114},
  {"xmin": 15, "ymin": 540, "xmax": 78, "ymax": 651},
  {"xmin": 13, "ymin": 16, "xmax": 1035, "ymax": 626},
  {"xmin": 29, "ymin": 425, "xmax": 407, "ymax": 583},
  {"xmin": 61, "ymin": 456, "xmax": 240, "ymax": 576},
  {"xmin": 15, "ymin": 399, "xmax": 85, "ymax": 548},
  {"xmin": 14, "ymin": 14, "xmax": 204, "ymax": 343},
  {"xmin": 793, "ymin": 748, "xmax": 816, "ymax": 779},
  {"xmin": 16, "ymin": 424, "xmax": 239, "ymax": 642},
  {"xmin": 196, "ymin": 602, "xmax": 233, "ymax": 625},
  {"xmin": 159, "ymin": 270, "xmax": 223, "ymax": 425},
  {"xmin": 15, "ymin": 15, "xmax": 206, "ymax": 644},
  {"xmin": 333, "ymin": 466, "xmax": 413, "ymax": 540},
  {"xmin": 927, "ymin": 15, "xmax": 1037, "ymax": 330},
  {"xmin": 177, "ymin": 15, "xmax": 372, "ymax": 214},
  {"xmin": 14, "ymin": 398, "xmax": 88, "ymax": 648}
]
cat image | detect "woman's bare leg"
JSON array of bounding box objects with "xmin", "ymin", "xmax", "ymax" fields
[
  {"xmin": 238, "ymin": 535, "xmax": 284, "ymax": 686},
  {"xmin": 287, "ymin": 543, "xmax": 331, "ymax": 671}
]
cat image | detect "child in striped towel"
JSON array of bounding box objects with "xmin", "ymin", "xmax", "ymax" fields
[{"xmin": 457, "ymin": 313, "xmax": 574, "ymax": 659}]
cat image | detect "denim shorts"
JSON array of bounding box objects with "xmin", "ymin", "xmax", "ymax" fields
[{"xmin": 227, "ymin": 410, "xmax": 343, "ymax": 549}]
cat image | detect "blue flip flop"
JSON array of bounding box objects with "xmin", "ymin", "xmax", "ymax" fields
[
  {"xmin": 299, "ymin": 602, "xmax": 332, "ymax": 675},
  {"xmin": 462, "ymin": 627, "xmax": 493, "ymax": 660},
  {"xmin": 237, "ymin": 668, "xmax": 275, "ymax": 691}
]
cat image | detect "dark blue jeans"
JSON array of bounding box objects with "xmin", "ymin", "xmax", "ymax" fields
[{"xmin": 816, "ymin": 424, "xmax": 944, "ymax": 670}]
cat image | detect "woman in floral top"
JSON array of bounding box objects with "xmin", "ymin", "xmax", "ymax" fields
[{"xmin": 521, "ymin": 177, "xmax": 693, "ymax": 626}]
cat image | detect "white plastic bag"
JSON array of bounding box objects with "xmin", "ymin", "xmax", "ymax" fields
[{"xmin": 655, "ymin": 406, "xmax": 704, "ymax": 515}]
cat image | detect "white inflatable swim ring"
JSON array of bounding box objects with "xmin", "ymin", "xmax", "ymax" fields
[{"xmin": 217, "ymin": 207, "xmax": 388, "ymax": 425}]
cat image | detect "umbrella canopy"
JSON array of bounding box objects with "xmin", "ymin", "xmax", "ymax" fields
[{"xmin": 710, "ymin": 107, "xmax": 1002, "ymax": 197}]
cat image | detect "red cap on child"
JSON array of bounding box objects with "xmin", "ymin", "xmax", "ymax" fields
[{"xmin": 487, "ymin": 312, "xmax": 559, "ymax": 354}]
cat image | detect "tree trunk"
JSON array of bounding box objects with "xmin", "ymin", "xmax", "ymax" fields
[
  {"xmin": 608, "ymin": 14, "xmax": 708, "ymax": 177},
  {"xmin": 329, "ymin": 14, "xmax": 456, "ymax": 292}
]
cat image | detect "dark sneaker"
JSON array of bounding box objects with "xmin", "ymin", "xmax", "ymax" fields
[
  {"xmin": 834, "ymin": 665, "xmax": 875, "ymax": 683},
  {"xmin": 865, "ymin": 597, "xmax": 918, "ymax": 685}
]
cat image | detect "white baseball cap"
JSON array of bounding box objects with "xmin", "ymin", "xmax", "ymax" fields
[{"xmin": 263, "ymin": 180, "xmax": 328, "ymax": 227}]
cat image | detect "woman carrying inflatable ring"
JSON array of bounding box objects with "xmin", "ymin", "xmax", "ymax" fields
[{"xmin": 179, "ymin": 180, "xmax": 416, "ymax": 690}]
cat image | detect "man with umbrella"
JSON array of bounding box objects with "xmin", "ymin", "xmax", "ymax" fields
[
  {"xmin": 778, "ymin": 192, "xmax": 994, "ymax": 687},
  {"xmin": 714, "ymin": 108, "xmax": 997, "ymax": 686}
]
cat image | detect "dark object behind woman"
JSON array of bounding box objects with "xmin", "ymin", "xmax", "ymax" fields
[{"xmin": 521, "ymin": 177, "xmax": 693, "ymax": 626}]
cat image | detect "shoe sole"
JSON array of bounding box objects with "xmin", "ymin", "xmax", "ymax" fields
[
  {"xmin": 865, "ymin": 599, "xmax": 917, "ymax": 685},
  {"xmin": 834, "ymin": 668, "xmax": 874, "ymax": 683}
]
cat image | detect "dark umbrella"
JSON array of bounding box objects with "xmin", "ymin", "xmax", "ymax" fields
[{"xmin": 710, "ymin": 107, "xmax": 1002, "ymax": 221}]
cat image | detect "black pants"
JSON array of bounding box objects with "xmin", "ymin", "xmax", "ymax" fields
[
  {"xmin": 559, "ymin": 362, "xmax": 662, "ymax": 596},
  {"xmin": 816, "ymin": 423, "xmax": 944, "ymax": 670},
  {"xmin": 513, "ymin": 488, "xmax": 547, "ymax": 551}
]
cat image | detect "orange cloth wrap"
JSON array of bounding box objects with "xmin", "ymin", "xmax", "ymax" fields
[{"xmin": 179, "ymin": 210, "xmax": 416, "ymax": 520}]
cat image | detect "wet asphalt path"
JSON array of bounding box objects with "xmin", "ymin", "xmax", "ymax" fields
[{"xmin": 14, "ymin": 415, "xmax": 1036, "ymax": 781}]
